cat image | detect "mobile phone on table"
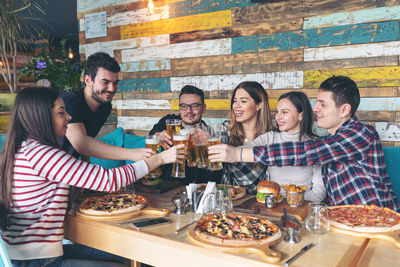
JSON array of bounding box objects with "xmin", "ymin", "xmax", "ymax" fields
[{"xmin": 131, "ymin": 218, "xmax": 170, "ymax": 230}]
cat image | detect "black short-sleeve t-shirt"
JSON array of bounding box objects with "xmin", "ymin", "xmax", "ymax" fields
[{"xmin": 61, "ymin": 88, "xmax": 112, "ymax": 157}]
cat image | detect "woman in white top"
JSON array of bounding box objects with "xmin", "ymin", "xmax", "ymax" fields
[{"xmin": 244, "ymin": 91, "xmax": 326, "ymax": 203}]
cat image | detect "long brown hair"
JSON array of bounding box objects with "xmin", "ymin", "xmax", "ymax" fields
[
  {"xmin": 229, "ymin": 81, "xmax": 274, "ymax": 146},
  {"xmin": 0, "ymin": 87, "xmax": 60, "ymax": 230}
]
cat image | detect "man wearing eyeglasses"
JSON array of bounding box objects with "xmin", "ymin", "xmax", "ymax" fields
[
  {"xmin": 149, "ymin": 85, "xmax": 222, "ymax": 183},
  {"xmin": 149, "ymin": 85, "xmax": 206, "ymax": 148}
]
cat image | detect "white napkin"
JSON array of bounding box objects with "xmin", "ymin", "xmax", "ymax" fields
[
  {"xmin": 186, "ymin": 183, "xmax": 198, "ymax": 205},
  {"xmin": 196, "ymin": 182, "xmax": 216, "ymax": 214}
]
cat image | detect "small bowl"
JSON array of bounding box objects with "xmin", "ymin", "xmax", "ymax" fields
[{"xmin": 286, "ymin": 191, "xmax": 305, "ymax": 207}]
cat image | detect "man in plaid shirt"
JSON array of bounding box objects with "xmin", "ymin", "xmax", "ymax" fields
[{"xmin": 209, "ymin": 76, "xmax": 400, "ymax": 211}]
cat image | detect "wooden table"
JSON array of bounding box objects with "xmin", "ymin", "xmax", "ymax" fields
[
  {"xmin": 358, "ymin": 238, "xmax": 400, "ymax": 266},
  {"xmin": 64, "ymin": 189, "xmax": 371, "ymax": 267}
]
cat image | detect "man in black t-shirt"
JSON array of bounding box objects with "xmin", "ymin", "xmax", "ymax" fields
[
  {"xmin": 61, "ymin": 52, "xmax": 154, "ymax": 161},
  {"xmin": 149, "ymin": 85, "xmax": 223, "ymax": 184}
]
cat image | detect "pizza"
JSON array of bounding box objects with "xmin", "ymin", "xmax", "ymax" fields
[
  {"xmin": 79, "ymin": 193, "xmax": 147, "ymax": 216},
  {"xmin": 197, "ymin": 184, "xmax": 246, "ymax": 200},
  {"xmin": 194, "ymin": 213, "xmax": 281, "ymax": 246},
  {"xmin": 323, "ymin": 205, "xmax": 400, "ymax": 233}
]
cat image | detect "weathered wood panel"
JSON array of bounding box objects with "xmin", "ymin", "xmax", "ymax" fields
[
  {"xmin": 120, "ymin": 59, "xmax": 171, "ymax": 72},
  {"xmin": 77, "ymin": 0, "xmax": 138, "ymax": 13},
  {"xmin": 304, "ymin": 6, "xmax": 400, "ymax": 29},
  {"xmin": 112, "ymin": 99, "xmax": 170, "ymax": 110},
  {"xmin": 170, "ymin": 71, "xmax": 303, "ymax": 92},
  {"xmin": 234, "ymin": 56, "xmax": 398, "ymax": 74},
  {"xmin": 169, "ymin": 18, "xmax": 303, "ymax": 44},
  {"xmin": 232, "ymin": 21, "xmax": 399, "ymax": 54},
  {"xmin": 120, "ymin": 10, "xmax": 232, "ymax": 39},
  {"xmin": 375, "ymin": 122, "xmax": 400, "ymax": 141},
  {"xmin": 171, "ymin": 49, "xmax": 303, "ymax": 77},
  {"xmin": 118, "ymin": 77, "xmax": 171, "ymax": 92},
  {"xmin": 231, "ymin": 0, "xmax": 378, "ymax": 25},
  {"xmin": 79, "ymin": 34, "xmax": 170, "ymax": 54},
  {"xmin": 107, "ymin": 5, "xmax": 169, "ymax": 28},
  {"xmin": 168, "ymin": 0, "xmax": 253, "ymax": 18},
  {"xmin": 121, "ymin": 38, "xmax": 231, "ymax": 62},
  {"xmin": 120, "ymin": 70, "xmax": 171, "ymax": 79},
  {"xmin": 304, "ymin": 66, "xmax": 400, "ymax": 88},
  {"xmin": 304, "ymin": 41, "xmax": 400, "ymax": 61}
]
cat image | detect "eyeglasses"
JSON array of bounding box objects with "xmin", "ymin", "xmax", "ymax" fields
[{"xmin": 179, "ymin": 103, "xmax": 203, "ymax": 111}]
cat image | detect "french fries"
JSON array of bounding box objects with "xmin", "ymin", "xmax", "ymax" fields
[{"xmin": 282, "ymin": 184, "xmax": 307, "ymax": 192}]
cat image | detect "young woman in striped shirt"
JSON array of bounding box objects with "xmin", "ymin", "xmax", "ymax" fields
[{"xmin": 0, "ymin": 87, "xmax": 185, "ymax": 266}]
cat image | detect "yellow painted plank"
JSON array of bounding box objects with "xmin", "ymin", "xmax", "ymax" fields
[
  {"xmin": 304, "ymin": 66, "xmax": 400, "ymax": 88},
  {"xmin": 121, "ymin": 10, "xmax": 232, "ymax": 39},
  {"xmin": 170, "ymin": 98, "xmax": 278, "ymax": 111},
  {"xmin": 0, "ymin": 112, "xmax": 11, "ymax": 133}
]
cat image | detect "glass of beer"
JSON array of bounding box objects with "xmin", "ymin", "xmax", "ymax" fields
[
  {"xmin": 206, "ymin": 125, "xmax": 223, "ymax": 171},
  {"xmin": 145, "ymin": 135, "xmax": 162, "ymax": 178},
  {"xmin": 166, "ymin": 119, "xmax": 181, "ymax": 137},
  {"xmin": 186, "ymin": 126, "xmax": 198, "ymax": 167},
  {"xmin": 190, "ymin": 125, "xmax": 209, "ymax": 168},
  {"xmin": 171, "ymin": 129, "xmax": 189, "ymax": 178}
]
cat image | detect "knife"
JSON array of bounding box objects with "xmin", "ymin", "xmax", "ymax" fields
[
  {"xmin": 285, "ymin": 242, "xmax": 316, "ymax": 266},
  {"xmin": 174, "ymin": 220, "xmax": 198, "ymax": 234}
]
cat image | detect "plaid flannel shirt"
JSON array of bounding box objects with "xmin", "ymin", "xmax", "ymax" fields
[
  {"xmin": 222, "ymin": 163, "xmax": 268, "ymax": 195},
  {"xmin": 253, "ymin": 117, "xmax": 400, "ymax": 211}
]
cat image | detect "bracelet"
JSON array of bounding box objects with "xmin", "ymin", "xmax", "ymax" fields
[{"xmin": 240, "ymin": 148, "xmax": 243, "ymax": 163}]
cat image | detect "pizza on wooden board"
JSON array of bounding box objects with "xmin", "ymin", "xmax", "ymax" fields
[
  {"xmin": 322, "ymin": 205, "xmax": 400, "ymax": 233},
  {"xmin": 79, "ymin": 193, "xmax": 147, "ymax": 216},
  {"xmin": 194, "ymin": 213, "xmax": 281, "ymax": 246}
]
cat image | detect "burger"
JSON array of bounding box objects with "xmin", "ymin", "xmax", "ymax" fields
[
  {"xmin": 140, "ymin": 177, "xmax": 163, "ymax": 186},
  {"xmin": 256, "ymin": 180, "xmax": 283, "ymax": 204}
]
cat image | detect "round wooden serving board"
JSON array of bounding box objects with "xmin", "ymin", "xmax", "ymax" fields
[
  {"xmin": 187, "ymin": 226, "xmax": 282, "ymax": 263},
  {"xmin": 330, "ymin": 225, "xmax": 400, "ymax": 248},
  {"xmin": 76, "ymin": 206, "xmax": 170, "ymax": 221}
]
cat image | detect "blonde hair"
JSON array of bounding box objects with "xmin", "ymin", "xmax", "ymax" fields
[{"xmin": 229, "ymin": 81, "xmax": 274, "ymax": 146}]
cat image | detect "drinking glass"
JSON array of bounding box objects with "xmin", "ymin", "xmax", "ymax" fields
[
  {"xmin": 216, "ymin": 189, "xmax": 233, "ymax": 214},
  {"xmin": 145, "ymin": 135, "xmax": 162, "ymax": 178},
  {"xmin": 171, "ymin": 129, "xmax": 189, "ymax": 178},
  {"xmin": 186, "ymin": 126, "xmax": 198, "ymax": 167},
  {"xmin": 190, "ymin": 124, "xmax": 209, "ymax": 168},
  {"xmin": 206, "ymin": 125, "xmax": 223, "ymax": 171},
  {"xmin": 166, "ymin": 119, "xmax": 181, "ymax": 137},
  {"xmin": 305, "ymin": 203, "xmax": 330, "ymax": 234}
]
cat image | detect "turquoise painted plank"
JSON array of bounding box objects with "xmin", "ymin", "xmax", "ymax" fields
[
  {"xmin": 118, "ymin": 78, "xmax": 170, "ymax": 93},
  {"xmin": 304, "ymin": 6, "xmax": 400, "ymax": 29},
  {"xmin": 310, "ymin": 98, "xmax": 400, "ymax": 112},
  {"xmin": 232, "ymin": 21, "xmax": 399, "ymax": 54},
  {"xmin": 77, "ymin": 0, "xmax": 138, "ymax": 13},
  {"xmin": 169, "ymin": 0, "xmax": 254, "ymax": 18},
  {"xmin": 120, "ymin": 60, "xmax": 171, "ymax": 73}
]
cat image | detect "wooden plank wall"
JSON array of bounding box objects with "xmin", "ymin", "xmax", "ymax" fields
[{"xmin": 77, "ymin": 0, "xmax": 400, "ymax": 146}]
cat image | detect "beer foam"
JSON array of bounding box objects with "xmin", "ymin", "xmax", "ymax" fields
[
  {"xmin": 179, "ymin": 128, "xmax": 190, "ymax": 135},
  {"xmin": 145, "ymin": 139, "xmax": 159, "ymax": 145},
  {"xmin": 173, "ymin": 134, "xmax": 189, "ymax": 141},
  {"xmin": 207, "ymin": 138, "xmax": 220, "ymax": 142}
]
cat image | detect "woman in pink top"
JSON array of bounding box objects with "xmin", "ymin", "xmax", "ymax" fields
[{"xmin": 0, "ymin": 87, "xmax": 185, "ymax": 266}]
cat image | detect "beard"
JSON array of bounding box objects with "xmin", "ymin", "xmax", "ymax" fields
[{"xmin": 91, "ymin": 85, "xmax": 113, "ymax": 104}]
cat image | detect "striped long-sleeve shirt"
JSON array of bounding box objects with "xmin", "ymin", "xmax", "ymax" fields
[
  {"xmin": 3, "ymin": 139, "xmax": 148, "ymax": 260},
  {"xmin": 253, "ymin": 117, "xmax": 400, "ymax": 211}
]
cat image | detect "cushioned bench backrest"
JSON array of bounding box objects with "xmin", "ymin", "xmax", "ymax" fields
[{"xmin": 383, "ymin": 146, "xmax": 400, "ymax": 200}]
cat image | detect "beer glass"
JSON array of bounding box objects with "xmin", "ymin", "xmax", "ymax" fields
[
  {"xmin": 145, "ymin": 135, "xmax": 162, "ymax": 178},
  {"xmin": 186, "ymin": 126, "xmax": 197, "ymax": 167},
  {"xmin": 166, "ymin": 119, "xmax": 181, "ymax": 137},
  {"xmin": 206, "ymin": 125, "xmax": 223, "ymax": 171},
  {"xmin": 171, "ymin": 130, "xmax": 189, "ymax": 178},
  {"xmin": 188, "ymin": 125, "xmax": 209, "ymax": 168}
]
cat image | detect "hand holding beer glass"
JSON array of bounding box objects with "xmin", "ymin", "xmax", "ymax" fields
[
  {"xmin": 159, "ymin": 119, "xmax": 182, "ymax": 149},
  {"xmin": 206, "ymin": 125, "xmax": 223, "ymax": 171},
  {"xmin": 145, "ymin": 135, "xmax": 162, "ymax": 178},
  {"xmin": 171, "ymin": 129, "xmax": 189, "ymax": 178}
]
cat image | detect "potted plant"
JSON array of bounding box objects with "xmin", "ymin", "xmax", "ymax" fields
[{"xmin": 20, "ymin": 38, "xmax": 85, "ymax": 93}]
